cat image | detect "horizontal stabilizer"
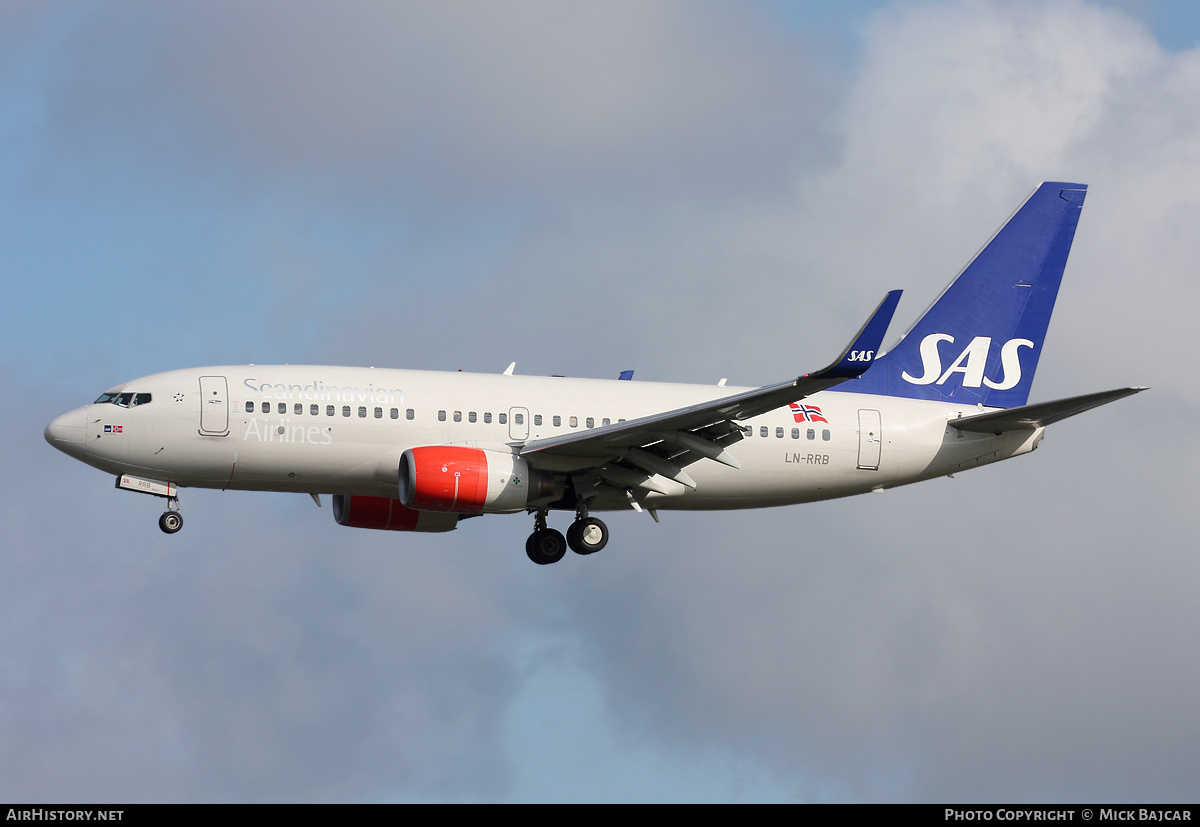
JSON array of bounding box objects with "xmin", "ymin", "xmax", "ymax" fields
[{"xmin": 949, "ymin": 387, "xmax": 1147, "ymax": 434}]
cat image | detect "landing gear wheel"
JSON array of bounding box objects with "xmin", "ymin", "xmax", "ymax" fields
[
  {"xmin": 526, "ymin": 528, "xmax": 567, "ymax": 565},
  {"xmin": 567, "ymin": 517, "xmax": 608, "ymax": 555},
  {"xmin": 158, "ymin": 511, "xmax": 183, "ymax": 534}
]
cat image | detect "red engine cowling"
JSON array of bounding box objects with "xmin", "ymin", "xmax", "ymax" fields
[
  {"xmin": 332, "ymin": 494, "xmax": 459, "ymax": 533},
  {"xmin": 398, "ymin": 446, "xmax": 546, "ymax": 513}
]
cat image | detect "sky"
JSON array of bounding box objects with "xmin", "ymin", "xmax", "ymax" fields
[{"xmin": 3, "ymin": 0, "xmax": 1199, "ymax": 803}]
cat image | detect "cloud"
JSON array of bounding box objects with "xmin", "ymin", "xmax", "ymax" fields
[
  {"xmin": 5, "ymin": 0, "xmax": 1199, "ymax": 803},
  {"xmin": 4, "ymin": 389, "xmax": 537, "ymax": 801},
  {"xmin": 542, "ymin": 0, "xmax": 1200, "ymax": 801},
  {"xmin": 31, "ymin": 1, "xmax": 817, "ymax": 207}
]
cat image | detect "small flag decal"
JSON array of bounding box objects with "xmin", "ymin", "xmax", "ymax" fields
[{"xmin": 789, "ymin": 403, "xmax": 828, "ymax": 424}]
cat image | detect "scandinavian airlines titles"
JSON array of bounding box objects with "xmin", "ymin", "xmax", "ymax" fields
[
  {"xmin": 242, "ymin": 377, "xmax": 404, "ymax": 405},
  {"xmin": 242, "ymin": 417, "xmax": 333, "ymax": 445}
]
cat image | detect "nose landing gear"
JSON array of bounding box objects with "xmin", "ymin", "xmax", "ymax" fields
[
  {"xmin": 158, "ymin": 496, "xmax": 183, "ymax": 534},
  {"xmin": 113, "ymin": 474, "xmax": 184, "ymax": 535}
]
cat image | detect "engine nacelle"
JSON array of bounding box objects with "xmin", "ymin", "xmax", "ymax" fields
[
  {"xmin": 332, "ymin": 494, "xmax": 459, "ymax": 533},
  {"xmin": 398, "ymin": 446, "xmax": 550, "ymax": 513}
]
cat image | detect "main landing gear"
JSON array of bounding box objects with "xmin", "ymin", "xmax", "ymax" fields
[
  {"xmin": 526, "ymin": 514, "xmax": 566, "ymax": 565},
  {"xmin": 158, "ymin": 496, "xmax": 183, "ymax": 535},
  {"xmin": 525, "ymin": 509, "xmax": 609, "ymax": 565},
  {"xmin": 567, "ymin": 516, "xmax": 608, "ymax": 555}
]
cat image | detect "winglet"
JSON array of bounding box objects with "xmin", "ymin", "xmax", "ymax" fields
[{"xmin": 813, "ymin": 290, "xmax": 902, "ymax": 379}]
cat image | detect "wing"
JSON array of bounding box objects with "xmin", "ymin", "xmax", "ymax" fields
[{"xmin": 519, "ymin": 291, "xmax": 902, "ymax": 493}]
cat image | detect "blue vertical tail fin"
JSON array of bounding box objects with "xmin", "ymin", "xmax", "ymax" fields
[{"xmin": 842, "ymin": 182, "xmax": 1087, "ymax": 408}]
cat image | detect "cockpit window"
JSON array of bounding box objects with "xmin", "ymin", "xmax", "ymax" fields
[{"xmin": 94, "ymin": 392, "xmax": 151, "ymax": 407}]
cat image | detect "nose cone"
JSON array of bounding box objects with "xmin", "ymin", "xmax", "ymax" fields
[{"xmin": 45, "ymin": 407, "xmax": 88, "ymax": 459}]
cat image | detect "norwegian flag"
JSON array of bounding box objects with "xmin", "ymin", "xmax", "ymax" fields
[
  {"xmin": 789, "ymin": 403, "xmax": 828, "ymax": 424},
  {"xmin": 104, "ymin": 425, "xmax": 123, "ymax": 433}
]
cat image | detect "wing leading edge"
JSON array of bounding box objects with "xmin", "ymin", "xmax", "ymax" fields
[{"xmin": 519, "ymin": 291, "xmax": 902, "ymax": 490}]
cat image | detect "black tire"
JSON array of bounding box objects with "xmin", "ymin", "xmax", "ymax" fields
[
  {"xmin": 526, "ymin": 528, "xmax": 567, "ymax": 565},
  {"xmin": 159, "ymin": 512, "xmax": 183, "ymax": 534},
  {"xmin": 567, "ymin": 517, "xmax": 609, "ymax": 555}
]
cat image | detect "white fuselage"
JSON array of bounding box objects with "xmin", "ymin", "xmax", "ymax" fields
[{"xmin": 48, "ymin": 365, "xmax": 1043, "ymax": 513}]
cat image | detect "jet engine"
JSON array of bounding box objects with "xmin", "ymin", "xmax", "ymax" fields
[
  {"xmin": 398, "ymin": 445, "xmax": 552, "ymax": 513},
  {"xmin": 332, "ymin": 494, "xmax": 459, "ymax": 532}
]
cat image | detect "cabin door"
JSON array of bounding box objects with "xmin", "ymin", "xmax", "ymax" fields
[
  {"xmin": 199, "ymin": 375, "xmax": 230, "ymax": 436},
  {"xmin": 857, "ymin": 409, "xmax": 881, "ymax": 470}
]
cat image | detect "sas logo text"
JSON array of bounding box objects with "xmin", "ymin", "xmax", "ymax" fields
[
  {"xmin": 901, "ymin": 334, "xmax": 1033, "ymax": 390},
  {"xmin": 846, "ymin": 350, "xmax": 875, "ymax": 363}
]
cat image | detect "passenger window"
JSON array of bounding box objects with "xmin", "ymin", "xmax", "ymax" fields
[
  {"xmin": 553, "ymin": 415, "xmax": 561, "ymax": 427},
  {"xmin": 499, "ymin": 413, "xmax": 508, "ymax": 425},
  {"xmin": 406, "ymin": 409, "xmax": 415, "ymax": 420},
  {"xmin": 327, "ymin": 405, "xmax": 335, "ymax": 416},
  {"xmin": 343, "ymin": 406, "xmax": 351, "ymax": 417},
  {"xmin": 311, "ymin": 404, "xmax": 319, "ymax": 416},
  {"xmin": 374, "ymin": 407, "xmax": 383, "ymax": 419},
  {"xmin": 586, "ymin": 417, "xmax": 595, "ymax": 428},
  {"xmin": 791, "ymin": 428, "xmax": 799, "ymax": 439},
  {"xmin": 534, "ymin": 414, "xmax": 542, "ymax": 426},
  {"xmin": 807, "ymin": 429, "xmax": 815, "ymax": 440},
  {"xmin": 453, "ymin": 411, "xmax": 462, "ymax": 422},
  {"xmin": 776, "ymin": 427, "xmax": 784, "ymax": 438},
  {"xmin": 569, "ymin": 416, "xmax": 578, "ymax": 428},
  {"xmin": 602, "ymin": 418, "xmax": 611, "ymax": 426},
  {"xmin": 822, "ymin": 429, "xmax": 831, "ymax": 441},
  {"xmin": 438, "ymin": 410, "xmax": 446, "ymax": 421},
  {"xmin": 246, "ymin": 401, "xmax": 255, "ymax": 413},
  {"xmin": 294, "ymin": 403, "xmax": 303, "ymax": 415},
  {"xmin": 484, "ymin": 412, "xmax": 491, "ymax": 423},
  {"xmin": 760, "ymin": 426, "xmax": 768, "ymax": 438},
  {"xmin": 390, "ymin": 408, "xmax": 398, "ymax": 419},
  {"xmin": 514, "ymin": 413, "xmax": 524, "ymax": 425},
  {"xmin": 277, "ymin": 403, "xmax": 286, "ymax": 414},
  {"xmin": 358, "ymin": 407, "xmax": 367, "ymax": 418},
  {"xmin": 470, "ymin": 411, "xmax": 478, "ymax": 423}
]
